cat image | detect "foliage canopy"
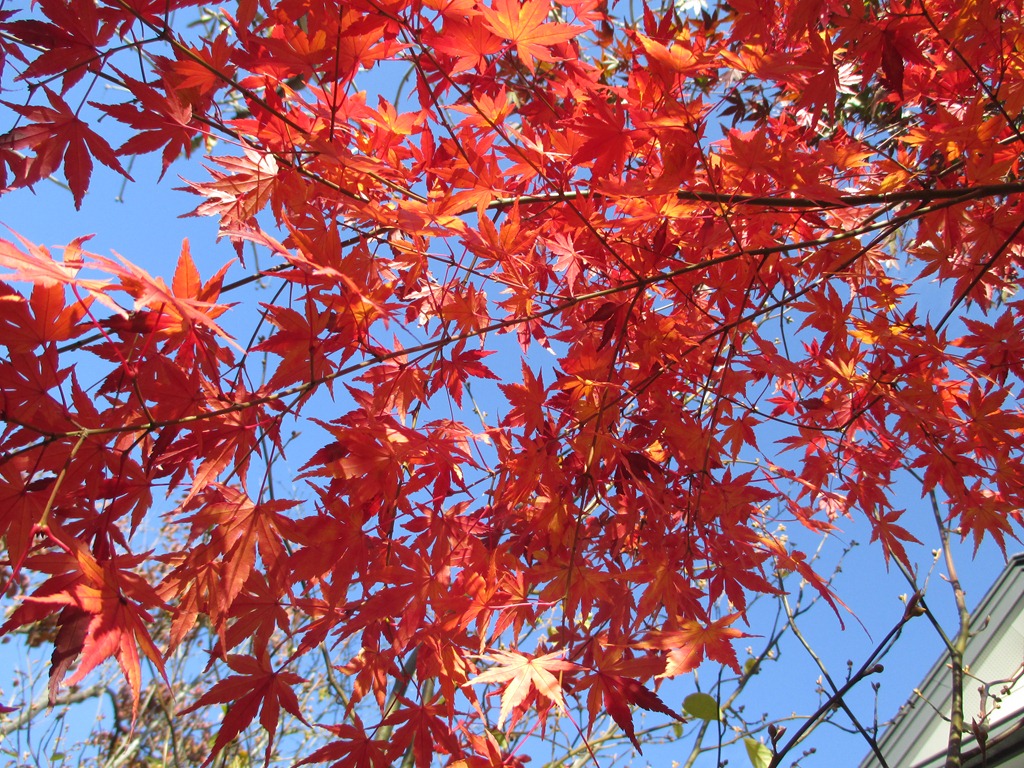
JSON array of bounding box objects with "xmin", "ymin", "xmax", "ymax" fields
[{"xmin": 1, "ymin": 0, "xmax": 1023, "ymax": 764}]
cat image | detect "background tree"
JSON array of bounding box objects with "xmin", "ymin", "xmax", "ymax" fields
[{"xmin": 1, "ymin": 0, "xmax": 1023, "ymax": 766}]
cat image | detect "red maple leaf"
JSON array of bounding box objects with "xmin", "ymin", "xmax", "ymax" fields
[
  {"xmin": 592, "ymin": 673, "xmax": 684, "ymax": 752},
  {"xmin": 179, "ymin": 147, "xmax": 280, "ymax": 250},
  {"xmin": 180, "ymin": 651, "xmax": 307, "ymax": 766},
  {"xmin": 869, "ymin": 507, "xmax": 922, "ymax": 569},
  {"xmin": 294, "ymin": 717, "xmax": 395, "ymax": 768},
  {"xmin": 427, "ymin": 17, "xmax": 504, "ymax": 74},
  {"xmin": 430, "ymin": 341, "xmax": 500, "ymax": 407},
  {"xmin": 3, "ymin": 0, "xmax": 114, "ymax": 92},
  {"xmin": 0, "ymin": 281, "xmax": 92, "ymax": 351},
  {"xmin": 0, "ymin": 87, "xmax": 131, "ymax": 208},
  {"xmin": 97, "ymin": 71, "xmax": 198, "ymax": 177}
]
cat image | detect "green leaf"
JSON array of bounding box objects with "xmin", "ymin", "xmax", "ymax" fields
[
  {"xmin": 744, "ymin": 737, "xmax": 772, "ymax": 768},
  {"xmin": 683, "ymin": 692, "xmax": 721, "ymax": 721}
]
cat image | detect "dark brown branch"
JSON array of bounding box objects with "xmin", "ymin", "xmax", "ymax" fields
[
  {"xmin": 487, "ymin": 181, "xmax": 1024, "ymax": 212},
  {"xmin": 675, "ymin": 182, "xmax": 1024, "ymax": 209},
  {"xmin": 768, "ymin": 599, "xmax": 923, "ymax": 768}
]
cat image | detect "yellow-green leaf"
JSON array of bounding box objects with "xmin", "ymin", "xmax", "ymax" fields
[
  {"xmin": 683, "ymin": 692, "xmax": 721, "ymax": 721},
  {"xmin": 744, "ymin": 737, "xmax": 772, "ymax": 768}
]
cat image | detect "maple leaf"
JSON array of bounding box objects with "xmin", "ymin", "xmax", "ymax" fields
[
  {"xmin": 381, "ymin": 696, "xmax": 464, "ymax": 768},
  {"xmin": 465, "ymin": 649, "xmax": 580, "ymax": 728},
  {"xmin": 636, "ymin": 615, "xmax": 750, "ymax": 677},
  {"xmin": 869, "ymin": 507, "xmax": 921, "ymax": 569},
  {"xmin": 635, "ymin": 32, "xmax": 699, "ymax": 74},
  {"xmin": 479, "ymin": 0, "xmax": 584, "ymax": 73},
  {"xmin": 0, "ymin": 281, "xmax": 92, "ymax": 351},
  {"xmin": 0, "ymin": 87, "xmax": 131, "ymax": 208},
  {"xmin": 181, "ymin": 488, "xmax": 296, "ymax": 611},
  {"xmin": 179, "ymin": 147, "xmax": 280, "ymax": 250},
  {"xmin": 0, "ymin": 546, "xmax": 167, "ymax": 720},
  {"xmin": 0, "ymin": 234, "xmax": 119, "ymax": 323},
  {"xmin": 294, "ymin": 717, "xmax": 395, "ymax": 768},
  {"xmin": 427, "ymin": 17, "xmax": 504, "ymax": 74},
  {"xmin": 90, "ymin": 245, "xmax": 237, "ymax": 350},
  {"xmin": 499, "ymin": 361, "xmax": 548, "ymax": 434},
  {"xmin": 956, "ymin": 489, "xmax": 1019, "ymax": 556},
  {"xmin": 96, "ymin": 71, "xmax": 198, "ymax": 177},
  {"xmin": 213, "ymin": 571, "xmax": 292, "ymax": 657},
  {"xmin": 161, "ymin": 31, "xmax": 236, "ymax": 100},
  {"xmin": 180, "ymin": 651, "xmax": 307, "ymax": 766},
  {"xmin": 3, "ymin": 0, "xmax": 114, "ymax": 92},
  {"xmin": 254, "ymin": 300, "xmax": 339, "ymax": 390},
  {"xmin": 592, "ymin": 673, "xmax": 685, "ymax": 752},
  {"xmin": 430, "ymin": 341, "xmax": 500, "ymax": 407}
]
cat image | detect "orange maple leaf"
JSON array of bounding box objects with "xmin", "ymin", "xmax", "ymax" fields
[
  {"xmin": 428, "ymin": 17, "xmax": 504, "ymax": 74},
  {"xmin": 163, "ymin": 31, "xmax": 236, "ymax": 99},
  {"xmin": 0, "ymin": 545, "xmax": 167, "ymax": 720},
  {"xmin": 478, "ymin": 0, "xmax": 583, "ymax": 73},
  {"xmin": 636, "ymin": 615, "xmax": 750, "ymax": 676}
]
